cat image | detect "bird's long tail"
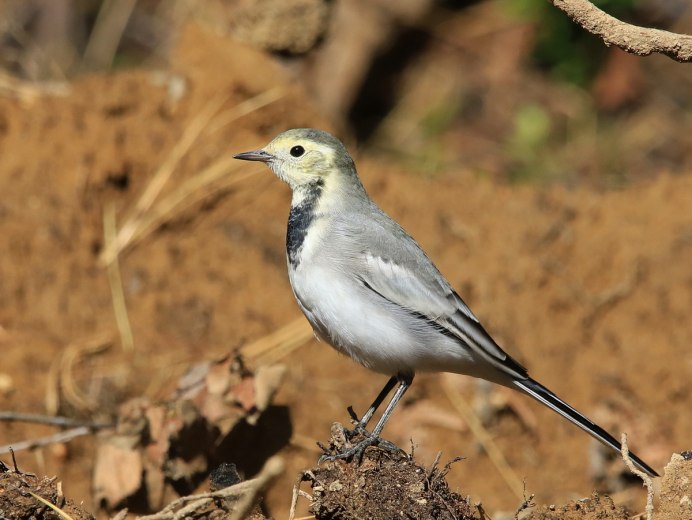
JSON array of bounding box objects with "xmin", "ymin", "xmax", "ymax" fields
[{"xmin": 513, "ymin": 377, "xmax": 658, "ymax": 477}]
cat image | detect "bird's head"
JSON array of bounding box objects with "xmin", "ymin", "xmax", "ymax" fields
[{"xmin": 234, "ymin": 128, "xmax": 359, "ymax": 192}]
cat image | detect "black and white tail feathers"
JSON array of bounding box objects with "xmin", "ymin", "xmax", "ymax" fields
[{"xmin": 513, "ymin": 377, "xmax": 658, "ymax": 477}]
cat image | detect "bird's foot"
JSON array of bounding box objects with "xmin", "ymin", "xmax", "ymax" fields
[
  {"xmin": 317, "ymin": 422, "xmax": 403, "ymax": 464},
  {"xmin": 318, "ymin": 435, "xmax": 379, "ymax": 464}
]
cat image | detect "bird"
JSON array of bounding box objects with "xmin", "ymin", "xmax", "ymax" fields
[{"xmin": 233, "ymin": 128, "xmax": 658, "ymax": 477}]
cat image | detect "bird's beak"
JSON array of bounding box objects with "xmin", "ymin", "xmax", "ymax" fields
[{"xmin": 233, "ymin": 149, "xmax": 274, "ymax": 163}]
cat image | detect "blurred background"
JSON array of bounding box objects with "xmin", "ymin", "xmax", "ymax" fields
[
  {"xmin": 0, "ymin": 0, "xmax": 690, "ymax": 518},
  {"xmin": 2, "ymin": 0, "xmax": 691, "ymax": 184}
]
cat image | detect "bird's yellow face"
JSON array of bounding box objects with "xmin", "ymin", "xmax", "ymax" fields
[{"xmin": 234, "ymin": 128, "xmax": 355, "ymax": 190}]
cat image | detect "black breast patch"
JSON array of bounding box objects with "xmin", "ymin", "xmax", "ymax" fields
[{"xmin": 287, "ymin": 179, "xmax": 324, "ymax": 267}]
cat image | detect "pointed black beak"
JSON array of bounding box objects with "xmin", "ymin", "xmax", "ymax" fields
[{"xmin": 233, "ymin": 149, "xmax": 273, "ymax": 163}]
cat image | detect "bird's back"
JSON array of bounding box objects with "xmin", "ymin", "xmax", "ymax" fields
[{"xmin": 288, "ymin": 189, "xmax": 527, "ymax": 383}]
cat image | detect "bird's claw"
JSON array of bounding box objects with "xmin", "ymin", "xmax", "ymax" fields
[
  {"xmin": 318, "ymin": 435, "xmax": 380, "ymax": 464},
  {"xmin": 318, "ymin": 431, "xmax": 403, "ymax": 464}
]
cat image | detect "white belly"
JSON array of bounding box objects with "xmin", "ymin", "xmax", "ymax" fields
[{"xmin": 288, "ymin": 263, "xmax": 478, "ymax": 376}]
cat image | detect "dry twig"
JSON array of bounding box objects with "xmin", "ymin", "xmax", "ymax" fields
[
  {"xmin": 514, "ymin": 491, "xmax": 535, "ymax": 519},
  {"xmin": 0, "ymin": 411, "xmax": 111, "ymax": 456},
  {"xmin": 137, "ymin": 456, "xmax": 284, "ymax": 520},
  {"xmin": 620, "ymin": 433, "xmax": 655, "ymax": 520},
  {"xmin": 0, "ymin": 412, "xmax": 111, "ymax": 429},
  {"xmin": 548, "ymin": 0, "xmax": 692, "ymax": 62},
  {"xmin": 111, "ymin": 510, "xmax": 129, "ymax": 520},
  {"xmin": 289, "ymin": 470, "xmax": 316, "ymax": 520},
  {"xmin": 0, "ymin": 426, "xmax": 93, "ymax": 455}
]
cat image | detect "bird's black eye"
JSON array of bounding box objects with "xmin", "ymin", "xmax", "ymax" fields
[{"xmin": 290, "ymin": 145, "xmax": 305, "ymax": 157}]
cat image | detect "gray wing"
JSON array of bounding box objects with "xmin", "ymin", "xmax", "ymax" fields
[{"xmin": 343, "ymin": 209, "xmax": 527, "ymax": 380}]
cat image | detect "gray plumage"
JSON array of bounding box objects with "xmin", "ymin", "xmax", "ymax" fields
[{"xmin": 234, "ymin": 128, "xmax": 658, "ymax": 477}]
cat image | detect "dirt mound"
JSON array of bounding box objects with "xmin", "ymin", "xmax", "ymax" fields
[
  {"xmin": 304, "ymin": 448, "xmax": 474, "ymax": 520},
  {"xmin": 0, "ymin": 461, "xmax": 94, "ymax": 520}
]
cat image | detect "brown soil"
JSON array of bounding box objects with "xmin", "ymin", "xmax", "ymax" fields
[
  {"xmin": 523, "ymin": 493, "xmax": 628, "ymax": 520},
  {"xmin": 304, "ymin": 433, "xmax": 474, "ymax": 520},
  {"xmin": 655, "ymin": 453, "xmax": 692, "ymax": 520},
  {"xmin": 0, "ymin": 23, "xmax": 690, "ymax": 519},
  {"xmin": 0, "ymin": 461, "xmax": 94, "ymax": 520}
]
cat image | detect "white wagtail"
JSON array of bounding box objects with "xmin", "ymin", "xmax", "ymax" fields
[{"xmin": 234, "ymin": 128, "xmax": 658, "ymax": 476}]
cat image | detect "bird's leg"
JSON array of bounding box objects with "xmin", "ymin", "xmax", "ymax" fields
[
  {"xmin": 345, "ymin": 376, "xmax": 397, "ymax": 438},
  {"xmin": 320, "ymin": 375, "xmax": 412, "ymax": 463}
]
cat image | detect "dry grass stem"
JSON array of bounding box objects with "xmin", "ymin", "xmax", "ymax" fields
[
  {"xmin": 45, "ymin": 335, "xmax": 112, "ymax": 415},
  {"xmin": 104, "ymin": 203, "xmax": 135, "ymax": 352},
  {"xmin": 81, "ymin": 0, "xmax": 138, "ymax": 71},
  {"xmin": 117, "ymin": 159, "xmax": 260, "ymax": 258},
  {"xmin": 207, "ymin": 86, "xmax": 286, "ymax": 134},
  {"xmin": 441, "ymin": 377, "xmax": 525, "ymax": 501},
  {"xmin": 99, "ymin": 92, "xmax": 229, "ymax": 265},
  {"xmin": 61, "ymin": 339, "xmax": 112, "ymax": 412},
  {"xmin": 46, "ymin": 353, "xmax": 63, "ymax": 417},
  {"xmin": 241, "ymin": 317, "xmax": 314, "ymax": 365},
  {"xmin": 130, "ymin": 93, "xmax": 228, "ymax": 219},
  {"xmin": 99, "ymin": 86, "xmax": 285, "ymax": 265},
  {"xmin": 28, "ymin": 491, "xmax": 75, "ymax": 520}
]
